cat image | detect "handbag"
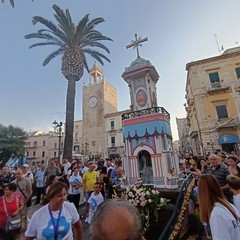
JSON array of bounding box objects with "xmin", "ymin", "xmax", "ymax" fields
[{"xmin": 2, "ymin": 197, "xmax": 21, "ymax": 232}]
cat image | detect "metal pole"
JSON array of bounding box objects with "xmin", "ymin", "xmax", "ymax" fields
[{"xmin": 58, "ymin": 134, "xmax": 61, "ymax": 163}]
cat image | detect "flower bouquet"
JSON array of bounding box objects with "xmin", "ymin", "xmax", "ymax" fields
[{"xmin": 118, "ymin": 183, "xmax": 170, "ymax": 233}]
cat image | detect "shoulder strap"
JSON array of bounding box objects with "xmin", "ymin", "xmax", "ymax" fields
[
  {"xmin": 2, "ymin": 197, "xmax": 9, "ymax": 217},
  {"xmin": 16, "ymin": 181, "xmax": 27, "ymax": 199}
]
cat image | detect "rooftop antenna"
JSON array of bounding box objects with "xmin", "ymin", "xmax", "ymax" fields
[{"xmin": 214, "ymin": 34, "xmax": 221, "ymax": 54}]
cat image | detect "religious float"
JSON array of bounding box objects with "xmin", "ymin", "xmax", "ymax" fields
[{"xmin": 119, "ymin": 34, "xmax": 199, "ymax": 240}]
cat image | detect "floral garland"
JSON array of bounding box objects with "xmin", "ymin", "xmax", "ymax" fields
[
  {"xmin": 114, "ymin": 183, "xmax": 170, "ymax": 233},
  {"xmin": 168, "ymin": 177, "xmax": 196, "ymax": 240}
]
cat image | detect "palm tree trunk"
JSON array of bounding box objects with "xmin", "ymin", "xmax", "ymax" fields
[{"xmin": 63, "ymin": 79, "xmax": 76, "ymax": 160}]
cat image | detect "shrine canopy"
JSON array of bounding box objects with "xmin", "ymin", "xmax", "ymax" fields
[{"xmin": 122, "ymin": 116, "xmax": 172, "ymax": 139}]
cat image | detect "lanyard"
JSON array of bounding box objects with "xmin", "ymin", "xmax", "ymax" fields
[{"xmin": 48, "ymin": 205, "xmax": 62, "ymax": 240}]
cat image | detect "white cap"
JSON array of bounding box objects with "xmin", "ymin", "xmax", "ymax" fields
[{"xmin": 22, "ymin": 163, "xmax": 29, "ymax": 168}]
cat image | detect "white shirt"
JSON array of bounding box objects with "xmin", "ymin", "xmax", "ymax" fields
[
  {"xmin": 210, "ymin": 202, "xmax": 240, "ymax": 240},
  {"xmin": 81, "ymin": 166, "xmax": 88, "ymax": 175},
  {"xmin": 23, "ymin": 171, "xmax": 34, "ymax": 182},
  {"xmin": 233, "ymin": 194, "xmax": 240, "ymax": 211},
  {"xmin": 25, "ymin": 201, "xmax": 79, "ymax": 240},
  {"xmin": 85, "ymin": 192, "xmax": 104, "ymax": 224},
  {"xmin": 68, "ymin": 174, "xmax": 82, "ymax": 195},
  {"xmin": 63, "ymin": 162, "xmax": 71, "ymax": 175}
]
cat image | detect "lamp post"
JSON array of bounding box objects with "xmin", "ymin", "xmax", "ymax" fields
[{"xmin": 52, "ymin": 120, "xmax": 63, "ymax": 163}]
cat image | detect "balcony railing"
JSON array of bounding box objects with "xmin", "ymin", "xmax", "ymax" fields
[
  {"xmin": 122, "ymin": 107, "xmax": 170, "ymax": 120},
  {"xmin": 204, "ymin": 117, "xmax": 239, "ymax": 131},
  {"xmin": 207, "ymin": 81, "xmax": 230, "ymax": 92}
]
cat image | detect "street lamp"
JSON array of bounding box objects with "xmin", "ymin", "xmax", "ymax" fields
[{"xmin": 52, "ymin": 120, "xmax": 63, "ymax": 162}]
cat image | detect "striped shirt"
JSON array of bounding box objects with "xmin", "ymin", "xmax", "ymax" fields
[{"xmin": 204, "ymin": 164, "xmax": 230, "ymax": 187}]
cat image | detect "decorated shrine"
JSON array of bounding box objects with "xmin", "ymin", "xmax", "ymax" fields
[{"xmin": 122, "ymin": 34, "xmax": 178, "ymax": 187}]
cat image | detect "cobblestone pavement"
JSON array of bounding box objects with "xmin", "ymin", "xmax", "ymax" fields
[{"xmin": 20, "ymin": 202, "xmax": 90, "ymax": 240}]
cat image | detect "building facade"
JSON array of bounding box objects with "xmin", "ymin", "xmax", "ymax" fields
[
  {"xmin": 185, "ymin": 47, "xmax": 240, "ymax": 156},
  {"xmin": 176, "ymin": 117, "xmax": 191, "ymax": 154}
]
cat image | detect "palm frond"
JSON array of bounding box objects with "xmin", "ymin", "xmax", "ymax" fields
[
  {"xmin": 29, "ymin": 42, "xmax": 63, "ymax": 49},
  {"xmin": 24, "ymin": 32, "xmax": 63, "ymax": 45},
  {"xmin": 75, "ymin": 14, "xmax": 90, "ymax": 36},
  {"xmin": 32, "ymin": 16, "xmax": 66, "ymax": 42},
  {"xmin": 81, "ymin": 54, "xmax": 89, "ymax": 73},
  {"xmin": 82, "ymin": 41, "xmax": 110, "ymax": 54},
  {"xmin": 83, "ymin": 48, "xmax": 111, "ymax": 65},
  {"xmin": 52, "ymin": 5, "xmax": 75, "ymax": 46},
  {"xmin": 10, "ymin": 0, "xmax": 14, "ymax": 7},
  {"xmin": 42, "ymin": 47, "xmax": 65, "ymax": 66}
]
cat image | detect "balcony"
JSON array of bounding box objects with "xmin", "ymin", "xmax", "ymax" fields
[
  {"xmin": 207, "ymin": 81, "xmax": 230, "ymax": 93},
  {"xmin": 212, "ymin": 117, "xmax": 239, "ymax": 129},
  {"xmin": 122, "ymin": 107, "xmax": 170, "ymax": 120}
]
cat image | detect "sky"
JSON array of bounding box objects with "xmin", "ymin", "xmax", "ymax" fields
[{"xmin": 1, "ymin": 0, "xmax": 240, "ymax": 140}]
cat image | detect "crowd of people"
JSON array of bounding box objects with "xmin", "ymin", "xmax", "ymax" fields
[
  {"xmin": 0, "ymin": 151, "xmax": 240, "ymax": 239},
  {"xmin": 0, "ymin": 157, "xmax": 127, "ymax": 239},
  {"xmin": 177, "ymin": 151, "xmax": 240, "ymax": 239}
]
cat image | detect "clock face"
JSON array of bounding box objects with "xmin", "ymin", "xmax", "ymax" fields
[{"xmin": 88, "ymin": 96, "xmax": 98, "ymax": 108}]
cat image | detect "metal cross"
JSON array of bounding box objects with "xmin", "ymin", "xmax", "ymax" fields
[{"xmin": 126, "ymin": 33, "xmax": 148, "ymax": 58}]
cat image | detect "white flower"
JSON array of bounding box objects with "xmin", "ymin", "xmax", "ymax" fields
[
  {"xmin": 148, "ymin": 199, "xmax": 152, "ymax": 203},
  {"xmin": 128, "ymin": 192, "xmax": 133, "ymax": 197},
  {"xmin": 140, "ymin": 196, "xmax": 145, "ymax": 202},
  {"xmin": 151, "ymin": 189, "xmax": 156, "ymax": 194},
  {"xmin": 141, "ymin": 192, "xmax": 146, "ymax": 197},
  {"xmin": 146, "ymin": 191, "xmax": 150, "ymax": 196},
  {"xmin": 160, "ymin": 197, "xmax": 165, "ymax": 204}
]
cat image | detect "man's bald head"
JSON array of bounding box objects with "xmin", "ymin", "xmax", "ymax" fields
[{"xmin": 89, "ymin": 199, "xmax": 145, "ymax": 240}]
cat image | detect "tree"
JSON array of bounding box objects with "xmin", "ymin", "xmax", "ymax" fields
[
  {"xmin": 0, "ymin": 124, "xmax": 27, "ymax": 167},
  {"xmin": 25, "ymin": 4, "xmax": 112, "ymax": 159}
]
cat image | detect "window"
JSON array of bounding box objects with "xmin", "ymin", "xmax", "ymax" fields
[
  {"xmin": 111, "ymin": 137, "xmax": 115, "ymax": 147},
  {"xmin": 209, "ymin": 72, "xmax": 220, "ymax": 83},
  {"xmin": 92, "ymin": 141, "xmax": 96, "ymax": 146},
  {"xmin": 33, "ymin": 141, "xmax": 37, "ymax": 147},
  {"xmin": 235, "ymin": 67, "xmax": 240, "ymax": 79},
  {"xmin": 33, "ymin": 151, "xmax": 36, "ymax": 157},
  {"xmin": 216, "ymin": 105, "xmax": 228, "ymax": 119},
  {"xmin": 110, "ymin": 120, "xmax": 115, "ymax": 130},
  {"xmin": 26, "ymin": 142, "xmax": 31, "ymax": 147},
  {"xmin": 74, "ymin": 146, "xmax": 80, "ymax": 154},
  {"xmin": 209, "ymin": 72, "xmax": 221, "ymax": 88},
  {"xmin": 42, "ymin": 151, "xmax": 45, "ymax": 157},
  {"xmin": 26, "ymin": 152, "xmax": 29, "ymax": 156},
  {"xmin": 54, "ymin": 143, "xmax": 57, "ymax": 149},
  {"xmin": 75, "ymin": 132, "xmax": 78, "ymax": 141},
  {"xmin": 43, "ymin": 141, "xmax": 45, "ymax": 146},
  {"xmin": 54, "ymin": 152, "xmax": 57, "ymax": 158}
]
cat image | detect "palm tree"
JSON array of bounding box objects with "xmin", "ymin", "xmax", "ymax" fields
[
  {"xmin": 0, "ymin": 124, "xmax": 27, "ymax": 167},
  {"xmin": 25, "ymin": 4, "xmax": 112, "ymax": 160}
]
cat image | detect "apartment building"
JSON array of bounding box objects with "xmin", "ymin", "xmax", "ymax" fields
[{"xmin": 185, "ymin": 47, "xmax": 240, "ymax": 155}]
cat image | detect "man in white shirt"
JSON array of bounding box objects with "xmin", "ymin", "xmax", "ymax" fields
[{"xmin": 63, "ymin": 158, "xmax": 71, "ymax": 175}]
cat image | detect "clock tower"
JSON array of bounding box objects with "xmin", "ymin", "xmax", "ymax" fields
[{"xmin": 82, "ymin": 63, "xmax": 118, "ymax": 158}]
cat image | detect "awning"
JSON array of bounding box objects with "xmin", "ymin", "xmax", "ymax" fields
[{"xmin": 218, "ymin": 134, "xmax": 239, "ymax": 144}]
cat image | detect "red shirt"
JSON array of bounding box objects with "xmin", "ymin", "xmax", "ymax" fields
[{"xmin": 0, "ymin": 193, "xmax": 22, "ymax": 229}]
